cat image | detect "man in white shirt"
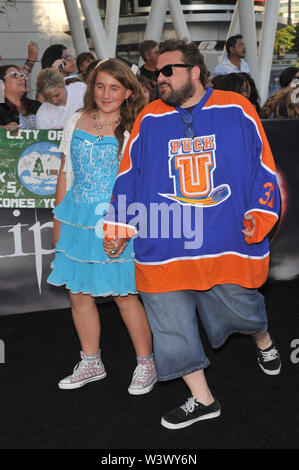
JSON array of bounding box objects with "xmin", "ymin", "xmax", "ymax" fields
[{"xmin": 213, "ymin": 34, "xmax": 250, "ymax": 77}]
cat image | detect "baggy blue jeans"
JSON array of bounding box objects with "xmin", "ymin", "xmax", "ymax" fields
[{"xmin": 140, "ymin": 284, "xmax": 268, "ymax": 381}]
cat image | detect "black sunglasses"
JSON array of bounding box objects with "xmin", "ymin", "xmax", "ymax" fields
[{"xmin": 153, "ymin": 63, "xmax": 193, "ymax": 80}]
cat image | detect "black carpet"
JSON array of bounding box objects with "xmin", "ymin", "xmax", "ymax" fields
[{"xmin": 1, "ymin": 279, "xmax": 299, "ymax": 450}]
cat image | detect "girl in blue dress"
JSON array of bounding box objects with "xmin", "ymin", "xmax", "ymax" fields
[{"xmin": 47, "ymin": 59, "xmax": 157, "ymax": 393}]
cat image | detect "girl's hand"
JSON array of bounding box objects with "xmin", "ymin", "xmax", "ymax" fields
[{"xmin": 103, "ymin": 237, "xmax": 128, "ymax": 258}]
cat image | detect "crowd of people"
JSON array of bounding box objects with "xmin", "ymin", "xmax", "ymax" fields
[
  {"xmin": 138, "ymin": 35, "xmax": 299, "ymax": 119},
  {"xmin": 0, "ymin": 33, "xmax": 294, "ymax": 430},
  {"xmin": 0, "ymin": 36, "xmax": 298, "ymax": 134}
]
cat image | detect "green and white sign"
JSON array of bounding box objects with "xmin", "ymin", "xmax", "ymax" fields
[{"xmin": 0, "ymin": 128, "xmax": 62, "ymax": 208}]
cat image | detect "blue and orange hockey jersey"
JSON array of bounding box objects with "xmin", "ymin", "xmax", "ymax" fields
[{"xmin": 104, "ymin": 88, "xmax": 280, "ymax": 293}]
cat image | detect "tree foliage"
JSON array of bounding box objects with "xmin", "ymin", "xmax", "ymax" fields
[{"xmin": 274, "ymin": 25, "xmax": 296, "ymax": 53}]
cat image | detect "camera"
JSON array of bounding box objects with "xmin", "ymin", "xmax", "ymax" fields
[{"xmin": 58, "ymin": 61, "xmax": 67, "ymax": 72}]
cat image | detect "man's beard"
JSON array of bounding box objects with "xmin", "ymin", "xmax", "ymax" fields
[{"xmin": 159, "ymin": 75, "xmax": 195, "ymax": 107}]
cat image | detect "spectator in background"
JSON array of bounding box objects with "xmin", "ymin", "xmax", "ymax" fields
[
  {"xmin": 76, "ymin": 51, "xmax": 96, "ymax": 82},
  {"xmin": 279, "ymin": 66, "xmax": 299, "ymax": 88},
  {"xmin": 261, "ymin": 67, "xmax": 299, "ymax": 119},
  {"xmin": 0, "ymin": 64, "xmax": 41, "ymax": 131},
  {"xmin": 139, "ymin": 39, "xmax": 159, "ymax": 99},
  {"xmin": 242, "ymin": 72, "xmax": 261, "ymax": 114},
  {"xmin": 35, "ymin": 67, "xmax": 86, "ymax": 129},
  {"xmin": 85, "ymin": 60, "xmax": 99, "ymax": 79},
  {"xmin": 213, "ymin": 72, "xmax": 251, "ymax": 99},
  {"xmin": 41, "ymin": 44, "xmax": 80, "ymax": 84},
  {"xmin": 211, "ymin": 74, "xmax": 224, "ymax": 89},
  {"xmin": 212, "ymin": 72, "xmax": 261, "ymax": 114},
  {"xmin": 213, "ymin": 34, "xmax": 250, "ymax": 77},
  {"xmin": 261, "ymin": 80, "xmax": 299, "ymax": 120},
  {"xmin": 139, "ymin": 40, "xmax": 159, "ymax": 81},
  {"xmin": 0, "ymin": 41, "xmax": 39, "ymax": 94},
  {"xmin": 137, "ymin": 74, "xmax": 155, "ymax": 104}
]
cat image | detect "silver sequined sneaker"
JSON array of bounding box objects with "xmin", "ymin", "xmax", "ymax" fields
[
  {"xmin": 128, "ymin": 355, "xmax": 158, "ymax": 395},
  {"xmin": 58, "ymin": 351, "xmax": 107, "ymax": 390}
]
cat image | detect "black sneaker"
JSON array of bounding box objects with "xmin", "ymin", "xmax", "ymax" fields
[
  {"xmin": 161, "ymin": 397, "xmax": 221, "ymax": 430},
  {"xmin": 257, "ymin": 340, "xmax": 281, "ymax": 375}
]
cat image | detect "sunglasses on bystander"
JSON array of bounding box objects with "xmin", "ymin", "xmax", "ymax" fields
[
  {"xmin": 61, "ymin": 53, "xmax": 73, "ymax": 61},
  {"xmin": 4, "ymin": 71, "xmax": 26, "ymax": 80}
]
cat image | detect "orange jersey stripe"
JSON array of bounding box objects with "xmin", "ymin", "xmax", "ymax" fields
[{"xmin": 135, "ymin": 253, "xmax": 269, "ymax": 293}]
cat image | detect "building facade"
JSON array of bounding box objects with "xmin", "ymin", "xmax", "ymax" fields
[
  {"xmin": 279, "ymin": 0, "xmax": 299, "ymax": 25},
  {"xmin": 0, "ymin": 1, "xmax": 287, "ymax": 98}
]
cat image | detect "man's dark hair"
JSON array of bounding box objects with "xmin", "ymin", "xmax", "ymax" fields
[
  {"xmin": 158, "ymin": 39, "xmax": 208, "ymax": 88},
  {"xmin": 139, "ymin": 40, "xmax": 158, "ymax": 61},
  {"xmin": 225, "ymin": 34, "xmax": 243, "ymax": 56}
]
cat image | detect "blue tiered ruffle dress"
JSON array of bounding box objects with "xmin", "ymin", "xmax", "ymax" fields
[{"xmin": 47, "ymin": 129, "xmax": 137, "ymax": 296}]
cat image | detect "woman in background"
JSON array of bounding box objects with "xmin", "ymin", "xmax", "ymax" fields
[
  {"xmin": 137, "ymin": 74, "xmax": 155, "ymax": 104},
  {"xmin": 35, "ymin": 68, "xmax": 87, "ymax": 129},
  {"xmin": 213, "ymin": 72, "xmax": 251, "ymax": 99},
  {"xmin": 261, "ymin": 68, "xmax": 299, "ymax": 119},
  {"xmin": 41, "ymin": 44, "xmax": 78, "ymax": 83},
  {"xmin": 261, "ymin": 80, "xmax": 299, "ymax": 119},
  {"xmin": 0, "ymin": 64, "xmax": 41, "ymax": 131},
  {"xmin": 76, "ymin": 51, "xmax": 96, "ymax": 82}
]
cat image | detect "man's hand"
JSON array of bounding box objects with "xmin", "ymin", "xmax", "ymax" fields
[
  {"xmin": 103, "ymin": 237, "xmax": 128, "ymax": 258},
  {"xmin": 242, "ymin": 213, "xmax": 256, "ymax": 239}
]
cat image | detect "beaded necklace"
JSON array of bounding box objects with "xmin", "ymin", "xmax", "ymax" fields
[{"xmin": 92, "ymin": 110, "xmax": 121, "ymax": 139}]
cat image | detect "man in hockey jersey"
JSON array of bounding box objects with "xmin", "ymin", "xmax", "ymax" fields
[{"xmin": 103, "ymin": 40, "xmax": 281, "ymax": 430}]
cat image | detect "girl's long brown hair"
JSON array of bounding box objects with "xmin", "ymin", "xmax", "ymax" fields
[{"xmin": 83, "ymin": 58, "xmax": 146, "ymax": 157}]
